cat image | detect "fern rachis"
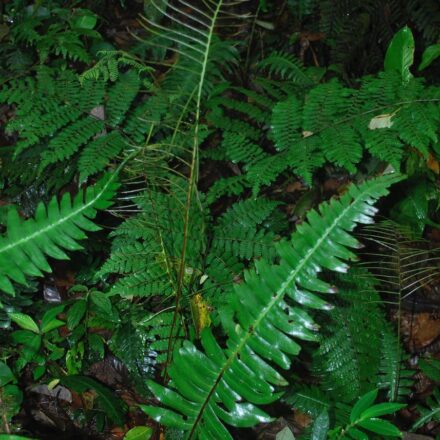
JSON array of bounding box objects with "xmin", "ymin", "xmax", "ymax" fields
[{"xmin": 141, "ymin": 173, "xmax": 401, "ymax": 439}]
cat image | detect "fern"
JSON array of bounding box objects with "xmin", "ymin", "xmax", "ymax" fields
[
  {"xmin": 106, "ymin": 71, "xmax": 142, "ymax": 127},
  {"xmin": 0, "ymin": 173, "xmax": 119, "ymax": 296},
  {"xmin": 210, "ymin": 198, "xmax": 281, "ymax": 260},
  {"xmin": 285, "ymin": 386, "xmax": 330, "ymax": 419},
  {"xmin": 244, "ymin": 70, "xmax": 439, "ymax": 189},
  {"xmin": 78, "ymin": 131, "xmax": 127, "ymax": 183},
  {"xmin": 140, "ymin": 173, "xmax": 401, "ymax": 439},
  {"xmin": 258, "ymin": 51, "xmax": 316, "ymax": 87},
  {"xmin": 377, "ymin": 323, "xmax": 414, "ymax": 402},
  {"xmin": 312, "ymin": 275, "xmax": 384, "ymax": 402},
  {"xmin": 39, "ymin": 116, "xmax": 105, "ymax": 170},
  {"xmin": 205, "ymin": 175, "xmax": 250, "ymax": 205}
]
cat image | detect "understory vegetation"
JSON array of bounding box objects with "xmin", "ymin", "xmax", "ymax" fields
[{"xmin": 1, "ymin": 0, "xmax": 440, "ymax": 439}]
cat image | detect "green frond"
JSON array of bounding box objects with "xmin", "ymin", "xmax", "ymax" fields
[
  {"xmin": 205, "ymin": 176, "xmax": 250, "ymax": 205},
  {"xmin": 377, "ymin": 323, "xmax": 414, "ymax": 402},
  {"xmin": 258, "ymin": 51, "xmax": 316, "ymax": 87},
  {"xmin": 407, "ymin": 0, "xmax": 440, "ymax": 42},
  {"xmin": 412, "ymin": 388, "xmax": 440, "ymax": 431},
  {"xmin": 312, "ymin": 285, "xmax": 384, "ymax": 402},
  {"xmin": 141, "ymin": 173, "xmax": 401, "ymax": 439},
  {"xmin": 39, "ymin": 116, "xmax": 105, "ymax": 171},
  {"xmin": 106, "ymin": 71, "xmax": 142, "ymax": 127},
  {"xmin": 284, "ymin": 386, "xmax": 330, "ymax": 418},
  {"xmin": 202, "ymin": 253, "xmax": 243, "ymax": 305},
  {"xmin": 394, "ymin": 102, "xmax": 439, "ymax": 158},
  {"xmin": 78, "ymin": 131, "xmax": 127, "ymax": 183},
  {"xmin": 0, "ymin": 174, "xmax": 119, "ymax": 296},
  {"xmin": 362, "ymin": 128, "xmax": 404, "ymax": 170},
  {"xmin": 221, "ymin": 132, "xmax": 267, "ymax": 165},
  {"xmin": 271, "ymin": 96, "xmax": 302, "ymax": 151},
  {"xmin": 101, "ymin": 184, "xmax": 207, "ymax": 299}
]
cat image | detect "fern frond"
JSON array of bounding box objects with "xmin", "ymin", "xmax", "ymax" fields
[
  {"xmin": 0, "ymin": 174, "xmax": 119, "ymax": 296},
  {"xmin": 78, "ymin": 131, "xmax": 127, "ymax": 183},
  {"xmin": 39, "ymin": 116, "xmax": 105, "ymax": 171},
  {"xmin": 205, "ymin": 175, "xmax": 250, "ymax": 204},
  {"xmin": 141, "ymin": 173, "xmax": 401, "ymax": 439},
  {"xmin": 106, "ymin": 71, "xmax": 141, "ymax": 127},
  {"xmin": 377, "ymin": 323, "xmax": 414, "ymax": 402},
  {"xmin": 258, "ymin": 51, "xmax": 316, "ymax": 87},
  {"xmin": 284, "ymin": 386, "xmax": 330, "ymax": 418},
  {"xmin": 271, "ymin": 96, "xmax": 302, "ymax": 151},
  {"xmin": 312, "ymin": 286, "xmax": 384, "ymax": 402},
  {"xmin": 221, "ymin": 132, "xmax": 267, "ymax": 165}
]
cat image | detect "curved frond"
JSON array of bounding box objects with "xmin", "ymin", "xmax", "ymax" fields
[
  {"xmin": 0, "ymin": 174, "xmax": 119, "ymax": 296},
  {"xmin": 141, "ymin": 173, "xmax": 400, "ymax": 439}
]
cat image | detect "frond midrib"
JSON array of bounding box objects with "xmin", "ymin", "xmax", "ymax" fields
[
  {"xmin": 187, "ymin": 182, "xmax": 376, "ymax": 438},
  {"xmin": 0, "ymin": 175, "xmax": 114, "ymax": 256}
]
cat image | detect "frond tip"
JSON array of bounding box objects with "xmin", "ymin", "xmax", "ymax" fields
[{"xmin": 140, "ymin": 173, "xmax": 402, "ymax": 440}]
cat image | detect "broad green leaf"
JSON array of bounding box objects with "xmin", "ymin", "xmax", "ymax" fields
[
  {"xmin": 419, "ymin": 44, "xmax": 440, "ymax": 71},
  {"xmin": 8, "ymin": 312, "xmax": 39, "ymax": 333},
  {"xmin": 11, "ymin": 330, "xmax": 42, "ymax": 352},
  {"xmin": 60, "ymin": 375, "xmax": 126, "ymax": 425},
  {"xmin": 41, "ymin": 305, "xmax": 65, "ymax": 333},
  {"xmin": 88, "ymin": 333, "xmax": 105, "ymax": 359},
  {"xmin": 384, "ymin": 26, "xmax": 415, "ymax": 83},
  {"xmin": 90, "ymin": 291, "xmax": 112, "ymax": 315},
  {"xmin": 73, "ymin": 13, "xmax": 97, "ymax": 30},
  {"xmin": 357, "ymin": 418, "xmax": 402, "ymax": 437},
  {"xmin": 311, "ymin": 410, "xmax": 329, "ymax": 440},
  {"xmin": 276, "ymin": 427, "xmax": 295, "ymax": 440},
  {"xmin": 124, "ymin": 426, "xmax": 153, "ymax": 440},
  {"xmin": 360, "ymin": 403, "xmax": 406, "ymax": 420},
  {"xmin": 0, "ymin": 361, "xmax": 14, "ymax": 386},
  {"xmin": 350, "ymin": 389, "xmax": 378, "ymax": 423},
  {"xmin": 67, "ymin": 300, "xmax": 87, "ymax": 330}
]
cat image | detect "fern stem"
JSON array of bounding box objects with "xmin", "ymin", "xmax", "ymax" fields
[{"xmin": 163, "ymin": 0, "xmax": 224, "ymax": 380}]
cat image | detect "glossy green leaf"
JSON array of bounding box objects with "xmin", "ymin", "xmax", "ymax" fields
[
  {"xmin": 41, "ymin": 305, "xmax": 66, "ymax": 333},
  {"xmin": 384, "ymin": 26, "xmax": 414, "ymax": 82},
  {"xmin": 72, "ymin": 13, "xmax": 97, "ymax": 30},
  {"xmin": 419, "ymin": 44, "xmax": 440, "ymax": 71},
  {"xmin": 357, "ymin": 418, "xmax": 402, "ymax": 437},
  {"xmin": 350, "ymin": 389, "xmax": 378, "ymax": 423},
  {"xmin": 124, "ymin": 426, "xmax": 153, "ymax": 440},
  {"xmin": 90, "ymin": 291, "xmax": 112, "ymax": 315},
  {"xmin": 67, "ymin": 300, "xmax": 87, "ymax": 330},
  {"xmin": 0, "ymin": 361, "xmax": 14, "ymax": 386},
  {"xmin": 11, "ymin": 330, "xmax": 41, "ymax": 351},
  {"xmin": 8, "ymin": 312, "xmax": 39, "ymax": 333},
  {"xmin": 360, "ymin": 402, "xmax": 405, "ymax": 420}
]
